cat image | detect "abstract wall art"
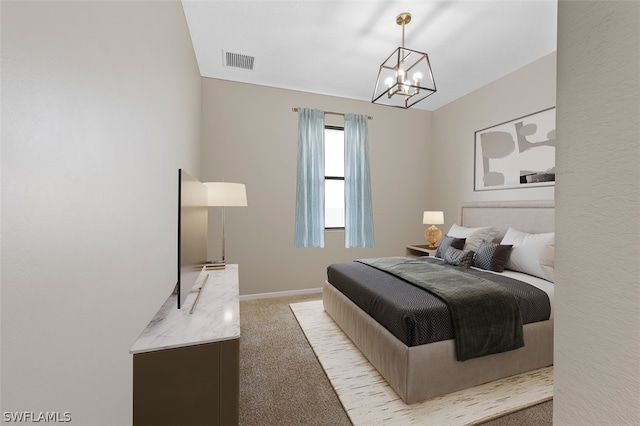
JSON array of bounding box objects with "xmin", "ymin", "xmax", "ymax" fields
[{"xmin": 474, "ymin": 107, "xmax": 556, "ymax": 191}]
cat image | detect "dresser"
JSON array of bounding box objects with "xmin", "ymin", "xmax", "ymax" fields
[{"xmin": 130, "ymin": 265, "xmax": 240, "ymax": 425}]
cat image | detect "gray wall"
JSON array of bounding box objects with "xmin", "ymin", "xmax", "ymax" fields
[
  {"xmin": 430, "ymin": 52, "xmax": 557, "ymax": 232},
  {"xmin": 200, "ymin": 78, "xmax": 432, "ymax": 296},
  {"xmin": 555, "ymin": 1, "xmax": 640, "ymax": 424},
  {"xmin": 1, "ymin": 1, "xmax": 201, "ymax": 424}
]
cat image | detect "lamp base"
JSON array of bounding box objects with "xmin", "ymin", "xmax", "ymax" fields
[
  {"xmin": 205, "ymin": 261, "xmax": 226, "ymax": 270},
  {"xmin": 424, "ymin": 225, "xmax": 442, "ymax": 250}
]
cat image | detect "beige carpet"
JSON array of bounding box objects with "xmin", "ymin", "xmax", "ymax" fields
[
  {"xmin": 240, "ymin": 294, "xmax": 351, "ymax": 426},
  {"xmin": 290, "ymin": 300, "xmax": 553, "ymax": 426}
]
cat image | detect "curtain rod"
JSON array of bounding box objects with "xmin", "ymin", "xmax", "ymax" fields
[{"xmin": 291, "ymin": 108, "xmax": 373, "ymax": 120}]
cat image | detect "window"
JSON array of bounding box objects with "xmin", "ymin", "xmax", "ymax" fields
[
  {"xmin": 324, "ymin": 126, "xmax": 344, "ymax": 229},
  {"xmin": 295, "ymin": 110, "xmax": 373, "ymax": 248}
]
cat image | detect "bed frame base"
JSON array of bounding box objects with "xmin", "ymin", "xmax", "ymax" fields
[{"xmin": 323, "ymin": 281, "xmax": 553, "ymax": 405}]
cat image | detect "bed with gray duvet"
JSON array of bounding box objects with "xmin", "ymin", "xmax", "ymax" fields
[{"xmin": 322, "ymin": 200, "xmax": 555, "ymax": 404}]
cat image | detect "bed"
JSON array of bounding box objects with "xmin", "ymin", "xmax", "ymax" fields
[{"xmin": 322, "ymin": 200, "xmax": 555, "ymax": 404}]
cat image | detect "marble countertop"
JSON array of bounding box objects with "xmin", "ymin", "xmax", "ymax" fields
[{"xmin": 130, "ymin": 264, "xmax": 240, "ymax": 354}]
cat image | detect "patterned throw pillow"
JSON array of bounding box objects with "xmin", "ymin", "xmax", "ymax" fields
[
  {"xmin": 473, "ymin": 241, "xmax": 513, "ymax": 272},
  {"xmin": 443, "ymin": 247, "xmax": 475, "ymax": 268},
  {"xmin": 435, "ymin": 236, "xmax": 466, "ymax": 258}
]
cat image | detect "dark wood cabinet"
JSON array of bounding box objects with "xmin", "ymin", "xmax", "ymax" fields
[{"xmin": 131, "ymin": 266, "xmax": 240, "ymax": 425}]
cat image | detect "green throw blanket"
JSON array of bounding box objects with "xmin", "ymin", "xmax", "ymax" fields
[{"xmin": 356, "ymin": 257, "xmax": 524, "ymax": 361}]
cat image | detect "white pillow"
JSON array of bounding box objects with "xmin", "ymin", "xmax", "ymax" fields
[
  {"xmin": 501, "ymin": 227, "xmax": 555, "ymax": 282},
  {"xmin": 447, "ymin": 224, "xmax": 500, "ymax": 252}
]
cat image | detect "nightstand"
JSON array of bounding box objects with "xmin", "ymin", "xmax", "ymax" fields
[{"xmin": 406, "ymin": 244, "xmax": 437, "ymax": 257}]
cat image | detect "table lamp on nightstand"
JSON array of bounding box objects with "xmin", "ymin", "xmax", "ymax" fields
[{"xmin": 422, "ymin": 211, "xmax": 444, "ymax": 249}]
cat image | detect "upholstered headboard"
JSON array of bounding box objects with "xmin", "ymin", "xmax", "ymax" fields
[{"xmin": 459, "ymin": 200, "xmax": 555, "ymax": 242}]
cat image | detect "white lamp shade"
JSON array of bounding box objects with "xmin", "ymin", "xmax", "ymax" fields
[
  {"xmin": 204, "ymin": 182, "xmax": 247, "ymax": 207},
  {"xmin": 422, "ymin": 211, "xmax": 444, "ymax": 225}
]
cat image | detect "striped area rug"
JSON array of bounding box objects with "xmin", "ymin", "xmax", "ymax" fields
[{"xmin": 290, "ymin": 300, "xmax": 553, "ymax": 426}]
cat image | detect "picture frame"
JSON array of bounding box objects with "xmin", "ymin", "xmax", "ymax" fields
[{"xmin": 474, "ymin": 107, "xmax": 556, "ymax": 191}]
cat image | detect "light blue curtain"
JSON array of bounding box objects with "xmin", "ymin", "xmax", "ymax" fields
[
  {"xmin": 344, "ymin": 113, "xmax": 374, "ymax": 248},
  {"xmin": 295, "ymin": 108, "xmax": 325, "ymax": 247}
]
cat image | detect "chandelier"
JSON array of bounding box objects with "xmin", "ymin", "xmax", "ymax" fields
[{"xmin": 372, "ymin": 13, "xmax": 436, "ymax": 109}]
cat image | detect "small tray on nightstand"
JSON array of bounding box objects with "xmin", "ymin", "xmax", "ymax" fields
[{"xmin": 406, "ymin": 244, "xmax": 438, "ymax": 257}]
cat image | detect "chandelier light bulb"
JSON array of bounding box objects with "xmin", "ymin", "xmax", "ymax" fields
[{"xmin": 413, "ymin": 72, "xmax": 422, "ymax": 83}]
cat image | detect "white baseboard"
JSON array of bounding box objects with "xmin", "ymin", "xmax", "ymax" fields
[{"xmin": 240, "ymin": 287, "xmax": 322, "ymax": 301}]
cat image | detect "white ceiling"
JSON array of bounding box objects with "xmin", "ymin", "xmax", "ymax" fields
[{"xmin": 181, "ymin": 0, "xmax": 557, "ymax": 111}]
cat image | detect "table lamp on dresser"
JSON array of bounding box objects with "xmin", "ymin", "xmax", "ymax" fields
[{"xmin": 204, "ymin": 182, "xmax": 247, "ymax": 268}]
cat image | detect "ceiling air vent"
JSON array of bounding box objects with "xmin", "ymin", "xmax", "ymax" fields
[{"xmin": 223, "ymin": 50, "xmax": 255, "ymax": 71}]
